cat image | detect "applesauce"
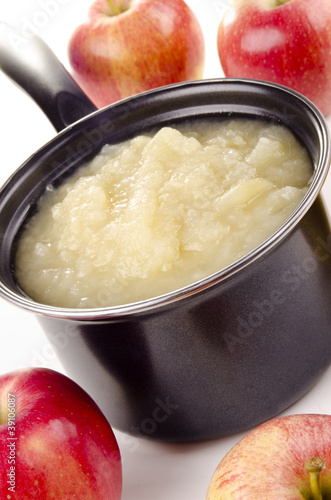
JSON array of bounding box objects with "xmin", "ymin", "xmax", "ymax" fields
[{"xmin": 15, "ymin": 119, "xmax": 312, "ymax": 308}]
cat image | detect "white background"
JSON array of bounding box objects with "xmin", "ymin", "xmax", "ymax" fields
[{"xmin": 1, "ymin": 1, "xmax": 331, "ymax": 498}]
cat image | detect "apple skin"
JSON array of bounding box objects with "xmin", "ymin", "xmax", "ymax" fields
[
  {"xmin": 206, "ymin": 413, "xmax": 331, "ymax": 499},
  {"xmin": 67, "ymin": 0, "xmax": 205, "ymax": 108},
  {"xmin": 217, "ymin": 0, "xmax": 331, "ymax": 116},
  {"xmin": 0, "ymin": 368, "xmax": 122, "ymax": 500}
]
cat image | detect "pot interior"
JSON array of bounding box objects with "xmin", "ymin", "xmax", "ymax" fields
[{"xmin": 0, "ymin": 78, "xmax": 329, "ymax": 316}]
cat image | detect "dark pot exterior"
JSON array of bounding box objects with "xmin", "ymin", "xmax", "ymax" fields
[
  {"xmin": 36, "ymin": 196, "xmax": 331, "ymax": 441},
  {"xmin": 1, "ymin": 78, "xmax": 331, "ymax": 441}
]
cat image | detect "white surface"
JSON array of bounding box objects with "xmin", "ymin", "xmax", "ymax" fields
[{"xmin": 1, "ymin": 1, "xmax": 331, "ymax": 498}]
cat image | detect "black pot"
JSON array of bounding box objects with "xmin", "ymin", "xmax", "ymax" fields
[{"xmin": 1, "ymin": 30, "xmax": 331, "ymax": 442}]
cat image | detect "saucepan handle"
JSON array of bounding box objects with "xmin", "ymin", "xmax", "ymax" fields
[{"xmin": 0, "ymin": 23, "xmax": 97, "ymax": 132}]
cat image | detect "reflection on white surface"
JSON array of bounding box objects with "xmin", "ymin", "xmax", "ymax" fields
[{"xmin": 1, "ymin": 1, "xmax": 331, "ymax": 499}]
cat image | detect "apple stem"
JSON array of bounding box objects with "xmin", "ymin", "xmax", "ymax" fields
[
  {"xmin": 305, "ymin": 457, "xmax": 325, "ymax": 500},
  {"xmin": 106, "ymin": 0, "xmax": 125, "ymax": 15}
]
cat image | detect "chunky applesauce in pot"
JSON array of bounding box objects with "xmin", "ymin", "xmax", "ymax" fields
[{"xmin": 15, "ymin": 119, "xmax": 312, "ymax": 308}]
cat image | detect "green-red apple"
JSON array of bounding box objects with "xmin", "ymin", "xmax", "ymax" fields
[
  {"xmin": 206, "ymin": 413, "xmax": 331, "ymax": 499},
  {"xmin": 217, "ymin": 0, "xmax": 331, "ymax": 116},
  {"xmin": 67, "ymin": 0, "xmax": 205, "ymax": 108},
  {"xmin": 0, "ymin": 368, "xmax": 122, "ymax": 500}
]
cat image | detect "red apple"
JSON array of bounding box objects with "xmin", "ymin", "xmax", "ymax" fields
[
  {"xmin": 206, "ymin": 413, "xmax": 331, "ymax": 499},
  {"xmin": 0, "ymin": 368, "xmax": 122, "ymax": 500},
  {"xmin": 217, "ymin": 0, "xmax": 331, "ymax": 116},
  {"xmin": 67, "ymin": 0, "xmax": 205, "ymax": 108}
]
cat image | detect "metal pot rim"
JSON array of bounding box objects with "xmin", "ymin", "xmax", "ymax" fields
[{"xmin": 1, "ymin": 78, "xmax": 330, "ymax": 320}]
